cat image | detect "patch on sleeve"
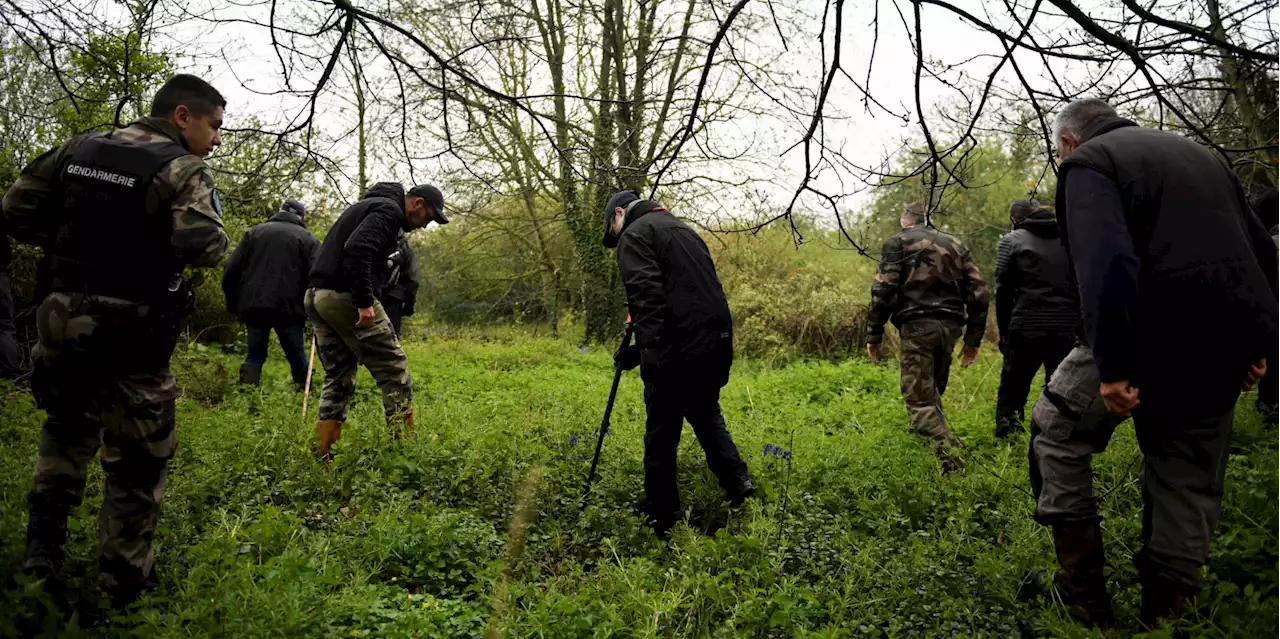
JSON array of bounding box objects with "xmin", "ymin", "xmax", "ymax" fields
[{"xmin": 211, "ymin": 187, "xmax": 223, "ymax": 219}]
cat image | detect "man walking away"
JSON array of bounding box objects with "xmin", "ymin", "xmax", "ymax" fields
[
  {"xmin": 380, "ymin": 233, "xmax": 419, "ymax": 336},
  {"xmin": 222, "ymin": 198, "xmax": 319, "ymax": 387},
  {"xmin": 3, "ymin": 74, "xmax": 229, "ymax": 608},
  {"xmin": 306, "ymin": 182, "xmax": 447, "ymax": 460},
  {"xmin": 994, "ymin": 199, "xmax": 1079, "ymax": 438},
  {"xmin": 602, "ymin": 190, "xmax": 755, "ymax": 539},
  {"xmin": 0, "ymin": 203, "xmax": 21, "ymax": 379},
  {"xmin": 1028, "ymin": 99, "xmax": 1277, "ymax": 628},
  {"xmin": 866, "ymin": 202, "xmax": 989, "ymax": 475}
]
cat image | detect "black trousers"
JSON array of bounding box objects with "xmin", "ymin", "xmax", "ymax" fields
[
  {"xmin": 997, "ymin": 332, "xmax": 1076, "ymax": 421},
  {"xmin": 384, "ymin": 301, "xmax": 405, "ymax": 337},
  {"xmin": 641, "ymin": 356, "xmax": 748, "ymax": 529},
  {"xmin": 0, "ymin": 272, "xmax": 21, "ymax": 378}
]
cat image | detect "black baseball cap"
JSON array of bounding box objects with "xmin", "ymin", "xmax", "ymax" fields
[
  {"xmin": 601, "ymin": 190, "xmax": 639, "ymax": 248},
  {"xmin": 408, "ymin": 184, "xmax": 449, "ymax": 224}
]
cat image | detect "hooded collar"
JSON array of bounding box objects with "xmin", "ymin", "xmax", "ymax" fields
[
  {"xmin": 364, "ymin": 182, "xmax": 406, "ymax": 214},
  {"xmin": 1014, "ymin": 208, "xmax": 1060, "ymax": 238},
  {"xmin": 269, "ymin": 211, "xmax": 306, "ymax": 228},
  {"xmin": 1078, "ymin": 116, "xmax": 1139, "ymax": 145}
]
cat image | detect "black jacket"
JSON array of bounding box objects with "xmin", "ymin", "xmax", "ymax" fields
[
  {"xmin": 380, "ymin": 234, "xmax": 419, "ymax": 315},
  {"xmin": 1057, "ymin": 117, "xmax": 1279, "ymax": 411},
  {"xmin": 616, "ymin": 201, "xmax": 732, "ymax": 372},
  {"xmin": 310, "ymin": 182, "xmax": 407, "ymax": 308},
  {"xmin": 0, "ymin": 203, "xmax": 10, "ymax": 273},
  {"xmin": 995, "ymin": 209, "xmax": 1078, "ymax": 341},
  {"xmin": 222, "ymin": 211, "xmax": 319, "ymax": 324}
]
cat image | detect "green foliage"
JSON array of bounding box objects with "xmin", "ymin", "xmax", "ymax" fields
[
  {"xmin": 0, "ymin": 334, "xmax": 1274, "ymax": 637},
  {"xmin": 715, "ymin": 222, "xmax": 877, "ymax": 363}
]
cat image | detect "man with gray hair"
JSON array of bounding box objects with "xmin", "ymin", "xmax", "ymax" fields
[
  {"xmin": 867, "ymin": 202, "xmax": 989, "ymax": 475},
  {"xmin": 1027, "ymin": 98, "xmax": 1277, "ymax": 627}
]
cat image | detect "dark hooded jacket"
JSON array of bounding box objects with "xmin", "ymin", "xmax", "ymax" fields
[
  {"xmin": 615, "ymin": 200, "xmax": 732, "ymax": 372},
  {"xmin": 310, "ymin": 182, "xmax": 408, "ymax": 308},
  {"xmin": 222, "ymin": 210, "xmax": 320, "ymax": 324},
  {"xmin": 994, "ymin": 208, "xmax": 1078, "ymax": 341},
  {"xmin": 1057, "ymin": 116, "xmax": 1279, "ymax": 412}
]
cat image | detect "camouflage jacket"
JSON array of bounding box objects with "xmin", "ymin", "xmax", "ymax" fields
[
  {"xmin": 866, "ymin": 225, "xmax": 989, "ymax": 347},
  {"xmin": 2, "ymin": 117, "xmax": 229, "ymax": 271}
]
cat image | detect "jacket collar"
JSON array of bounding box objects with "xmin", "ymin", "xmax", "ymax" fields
[
  {"xmin": 619, "ymin": 200, "xmax": 668, "ymax": 236},
  {"xmin": 269, "ymin": 211, "xmax": 306, "ymax": 228},
  {"xmin": 1078, "ymin": 116, "xmax": 1139, "ymax": 145},
  {"xmin": 127, "ymin": 117, "xmax": 190, "ymax": 150}
]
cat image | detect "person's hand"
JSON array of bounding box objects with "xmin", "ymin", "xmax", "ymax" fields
[
  {"xmin": 614, "ymin": 344, "xmax": 641, "ymax": 371},
  {"xmin": 1243, "ymin": 359, "xmax": 1267, "ymax": 391},
  {"xmin": 960, "ymin": 345, "xmax": 979, "ymax": 368},
  {"xmin": 866, "ymin": 342, "xmax": 883, "ymax": 363},
  {"xmin": 355, "ymin": 306, "xmax": 376, "ymax": 329},
  {"xmin": 1100, "ymin": 380, "xmax": 1140, "ymax": 417}
]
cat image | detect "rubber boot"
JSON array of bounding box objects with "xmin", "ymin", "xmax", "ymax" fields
[
  {"xmin": 995, "ymin": 414, "xmax": 1022, "ymax": 439},
  {"xmin": 1141, "ymin": 574, "xmax": 1192, "ymax": 629},
  {"xmin": 388, "ymin": 406, "xmax": 414, "ymax": 440},
  {"xmin": 316, "ymin": 420, "xmax": 343, "ymax": 462},
  {"xmin": 1050, "ymin": 520, "xmax": 1114, "ymax": 627},
  {"xmin": 239, "ymin": 363, "xmax": 262, "ymax": 386}
]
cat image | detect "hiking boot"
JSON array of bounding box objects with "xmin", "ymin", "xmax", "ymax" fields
[
  {"xmin": 725, "ymin": 474, "xmax": 757, "ymax": 507},
  {"xmin": 1140, "ymin": 574, "xmax": 1193, "ymax": 629},
  {"xmin": 316, "ymin": 420, "xmax": 343, "ymax": 462},
  {"xmin": 995, "ymin": 414, "xmax": 1022, "ymax": 439},
  {"xmin": 239, "ymin": 363, "xmax": 262, "ymax": 386},
  {"xmin": 23, "ymin": 505, "xmax": 69, "ymax": 580},
  {"xmin": 1050, "ymin": 520, "xmax": 1114, "ymax": 627}
]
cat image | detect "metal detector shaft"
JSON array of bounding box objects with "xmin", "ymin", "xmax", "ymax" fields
[{"xmin": 580, "ymin": 324, "xmax": 634, "ymax": 511}]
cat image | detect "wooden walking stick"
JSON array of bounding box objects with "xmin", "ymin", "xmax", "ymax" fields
[{"xmin": 301, "ymin": 334, "xmax": 317, "ymax": 418}]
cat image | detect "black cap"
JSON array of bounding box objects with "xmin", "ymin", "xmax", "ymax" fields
[
  {"xmin": 602, "ymin": 190, "xmax": 639, "ymax": 248},
  {"xmin": 408, "ymin": 184, "xmax": 449, "ymax": 224}
]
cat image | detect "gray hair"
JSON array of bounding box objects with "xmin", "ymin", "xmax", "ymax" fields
[{"xmin": 1052, "ymin": 98, "xmax": 1118, "ymax": 140}]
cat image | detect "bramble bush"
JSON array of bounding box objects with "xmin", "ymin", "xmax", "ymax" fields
[{"xmin": 0, "ymin": 329, "xmax": 1275, "ymax": 637}]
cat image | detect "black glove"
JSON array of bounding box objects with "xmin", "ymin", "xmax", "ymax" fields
[{"xmin": 614, "ymin": 344, "xmax": 641, "ymax": 371}]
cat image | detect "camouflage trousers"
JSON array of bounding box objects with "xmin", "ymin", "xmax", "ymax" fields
[
  {"xmin": 25, "ymin": 293, "xmax": 179, "ymax": 604},
  {"xmin": 304, "ymin": 288, "xmax": 413, "ymax": 424},
  {"xmin": 898, "ymin": 319, "xmax": 963, "ymax": 453},
  {"xmin": 1030, "ymin": 345, "xmax": 1235, "ymax": 588}
]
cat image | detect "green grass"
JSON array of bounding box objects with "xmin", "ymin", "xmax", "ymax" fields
[{"xmin": 0, "ymin": 330, "xmax": 1275, "ymax": 638}]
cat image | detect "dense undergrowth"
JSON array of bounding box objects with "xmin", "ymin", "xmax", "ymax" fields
[{"xmin": 0, "ymin": 325, "xmax": 1275, "ymax": 638}]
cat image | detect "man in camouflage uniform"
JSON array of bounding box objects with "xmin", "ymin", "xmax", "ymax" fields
[
  {"xmin": 2, "ymin": 74, "xmax": 229, "ymax": 607},
  {"xmin": 866, "ymin": 203, "xmax": 989, "ymax": 474},
  {"xmin": 306, "ymin": 183, "xmax": 448, "ymax": 459}
]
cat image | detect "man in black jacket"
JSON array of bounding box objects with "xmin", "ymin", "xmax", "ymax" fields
[
  {"xmin": 380, "ymin": 233, "xmax": 419, "ymax": 336},
  {"xmin": 602, "ymin": 190, "xmax": 754, "ymax": 538},
  {"xmin": 0, "ymin": 203, "xmax": 20, "ymax": 379},
  {"xmin": 222, "ymin": 199, "xmax": 320, "ymax": 386},
  {"xmin": 1028, "ymin": 99, "xmax": 1277, "ymax": 628},
  {"xmin": 307, "ymin": 182, "xmax": 447, "ymax": 459},
  {"xmin": 994, "ymin": 199, "xmax": 1078, "ymax": 438}
]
